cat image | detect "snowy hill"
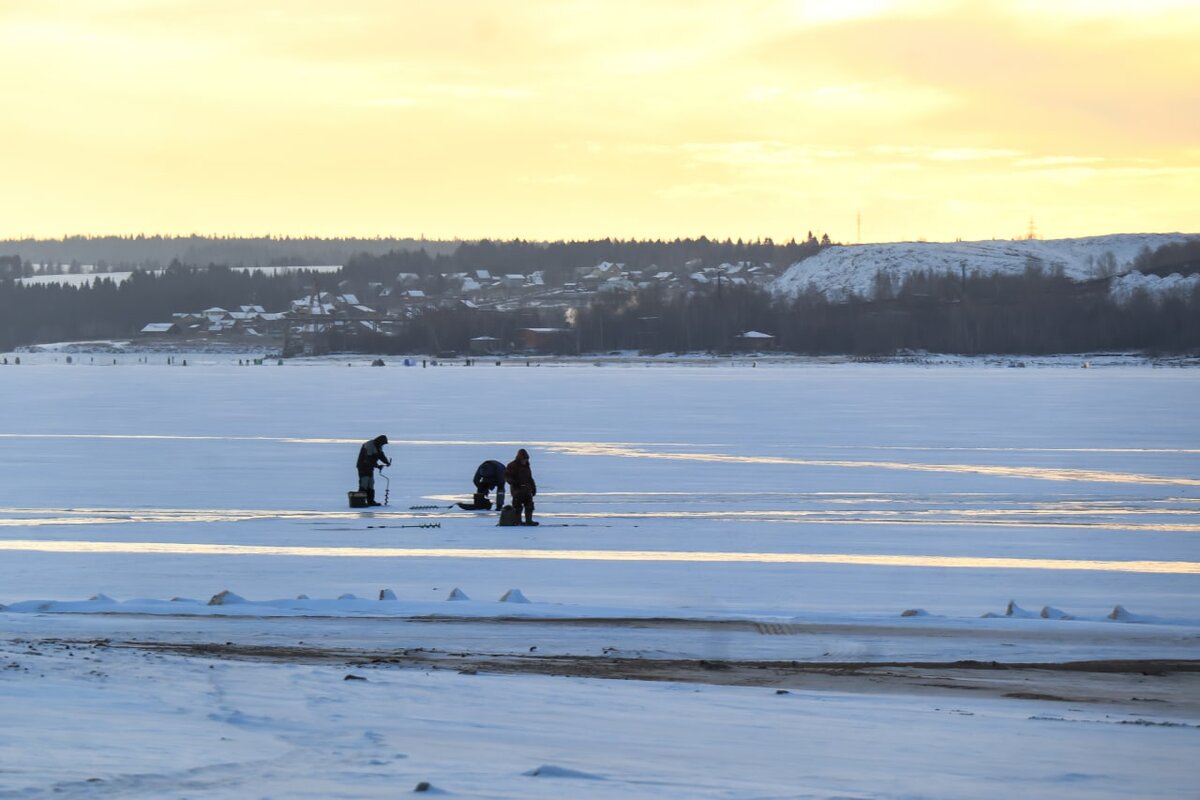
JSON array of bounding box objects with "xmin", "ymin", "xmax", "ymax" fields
[{"xmin": 771, "ymin": 233, "xmax": 1198, "ymax": 301}]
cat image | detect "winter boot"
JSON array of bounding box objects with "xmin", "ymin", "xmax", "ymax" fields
[
  {"xmin": 367, "ymin": 489, "xmax": 382, "ymax": 507},
  {"xmin": 523, "ymin": 510, "xmax": 538, "ymax": 526}
]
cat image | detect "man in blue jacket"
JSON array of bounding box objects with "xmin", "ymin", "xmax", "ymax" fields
[{"xmin": 460, "ymin": 459, "xmax": 505, "ymax": 510}]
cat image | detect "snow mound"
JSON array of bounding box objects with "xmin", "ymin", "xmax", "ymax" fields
[
  {"xmin": 1005, "ymin": 600, "xmax": 1038, "ymax": 619},
  {"xmin": 412, "ymin": 780, "xmax": 446, "ymax": 793},
  {"xmin": 1040, "ymin": 606, "xmax": 1074, "ymax": 620},
  {"xmin": 338, "ymin": 593, "xmax": 358, "ymax": 601},
  {"xmin": 379, "ymin": 589, "xmax": 397, "ymax": 601},
  {"xmin": 499, "ymin": 589, "xmax": 530, "ymax": 603},
  {"xmin": 1109, "ymin": 271, "xmax": 1200, "ymax": 304},
  {"xmin": 446, "ymin": 587, "xmax": 470, "ymax": 601},
  {"xmin": 1108, "ymin": 605, "xmax": 1146, "ymax": 622},
  {"xmin": 981, "ymin": 600, "xmax": 1038, "ymax": 619},
  {"xmin": 900, "ymin": 608, "xmax": 928, "ymax": 617},
  {"xmin": 523, "ymin": 765, "xmax": 604, "ymax": 780},
  {"xmin": 771, "ymin": 233, "xmax": 1195, "ymax": 301},
  {"xmin": 87, "ymin": 593, "xmax": 116, "ymax": 604},
  {"xmin": 207, "ymin": 590, "xmax": 246, "ymax": 606}
]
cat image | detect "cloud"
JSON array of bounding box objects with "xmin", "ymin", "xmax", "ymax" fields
[
  {"xmin": 750, "ymin": 2, "xmax": 1200, "ymax": 150},
  {"xmin": 1015, "ymin": 155, "xmax": 1107, "ymax": 167},
  {"xmin": 926, "ymin": 148, "xmax": 1023, "ymax": 162}
]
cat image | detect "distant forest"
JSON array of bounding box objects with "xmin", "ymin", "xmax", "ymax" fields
[
  {"xmin": 0, "ymin": 237, "xmax": 1197, "ymax": 356},
  {"xmin": 340, "ymin": 235, "xmax": 829, "ymax": 285},
  {"xmin": 0, "ymin": 233, "xmax": 824, "ymax": 275},
  {"xmin": 0, "ymin": 234, "xmax": 459, "ymax": 272}
]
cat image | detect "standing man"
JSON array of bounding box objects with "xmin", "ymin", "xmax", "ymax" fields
[
  {"xmin": 469, "ymin": 459, "xmax": 505, "ymax": 510},
  {"xmin": 505, "ymin": 448, "xmax": 538, "ymax": 526},
  {"xmin": 356, "ymin": 435, "xmax": 391, "ymax": 506}
]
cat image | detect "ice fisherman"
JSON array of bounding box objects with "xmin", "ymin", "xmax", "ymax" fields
[
  {"xmin": 461, "ymin": 459, "xmax": 505, "ymax": 510},
  {"xmin": 504, "ymin": 448, "xmax": 538, "ymax": 526},
  {"xmin": 356, "ymin": 435, "xmax": 392, "ymax": 506}
]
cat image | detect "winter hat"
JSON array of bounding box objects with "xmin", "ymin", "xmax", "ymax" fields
[{"xmin": 516, "ymin": 448, "xmax": 529, "ymax": 460}]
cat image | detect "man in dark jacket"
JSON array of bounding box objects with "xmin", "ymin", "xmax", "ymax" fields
[
  {"xmin": 467, "ymin": 459, "xmax": 505, "ymax": 510},
  {"xmin": 504, "ymin": 448, "xmax": 537, "ymax": 525},
  {"xmin": 356, "ymin": 435, "xmax": 392, "ymax": 506}
]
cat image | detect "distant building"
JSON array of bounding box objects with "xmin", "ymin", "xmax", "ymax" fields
[
  {"xmin": 733, "ymin": 330, "xmax": 776, "ymax": 350},
  {"xmin": 138, "ymin": 322, "xmax": 180, "ymax": 337},
  {"xmin": 469, "ymin": 336, "xmax": 505, "ymax": 355},
  {"xmin": 516, "ymin": 327, "xmax": 573, "ymax": 354}
]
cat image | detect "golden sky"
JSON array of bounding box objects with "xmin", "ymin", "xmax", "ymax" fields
[{"xmin": 1, "ymin": 0, "xmax": 1197, "ymax": 243}]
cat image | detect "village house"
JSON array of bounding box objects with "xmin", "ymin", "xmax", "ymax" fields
[
  {"xmin": 468, "ymin": 335, "xmax": 504, "ymax": 355},
  {"xmin": 733, "ymin": 330, "xmax": 776, "ymax": 351},
  {"xmin": 137, "ymin": 322, "xmax": 181, "ymax": 338},
  {"xmin": 516, "ymin": 327, "xmax": 573, "ymax": 354}
]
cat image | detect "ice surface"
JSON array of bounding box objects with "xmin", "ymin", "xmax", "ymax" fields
[{"xmin": 0, "ymin": 357, "xmax": 1196, "ymax": 798}]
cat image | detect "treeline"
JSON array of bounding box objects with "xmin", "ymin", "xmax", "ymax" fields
[
  {"xmin": 0, "ymin": 265, "xmax": 319, "ymax": 349},
  {"xmin": 531, "ymin": 267, "xmax": 1200, "ymax": 356},
  {"xmin": 278, "ymin": 268, "xmax": 1200, "ymax": 357},
  {"xmin": 1131, "ymin": 239, "xmax": 1200, "ymax": 278},
  {"xmin": 0, "ymin": 233, "xmax": 829, "ymax": 276},
  {"xmin": 341, "ymin": 235, "xmax": 829, "ymax": 284},
  {"xmin": 0, "ymin": 235, "xmax": 458, "ymax": 273},
  {"xmin": 2, "ymin": 243, "xmax": 1197, "ymax": 355}
]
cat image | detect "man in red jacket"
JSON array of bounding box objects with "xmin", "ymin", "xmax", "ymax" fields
[{"xmin": 505, "ymin": 448, "xmax": 538, "ymax": 526}]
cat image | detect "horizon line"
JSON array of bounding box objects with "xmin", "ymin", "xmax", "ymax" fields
[{"xmin": 2, "ymin": 230, "xmax": 1196, "ymax": 247}]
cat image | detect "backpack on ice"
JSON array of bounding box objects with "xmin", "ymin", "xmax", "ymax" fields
[{"xmin": 497, "ymin": 505, "xmax": 520, "ymax": 526}]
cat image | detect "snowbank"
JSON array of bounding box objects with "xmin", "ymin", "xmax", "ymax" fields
[{"xmin": 771, "ymin": 233, "xmax": 1196, "ymax": 300}]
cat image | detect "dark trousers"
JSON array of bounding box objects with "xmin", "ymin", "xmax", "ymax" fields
[
  {"xmin": 475, "ymin": 480, "xmax": 505, "ymax": 509},
  {"xmin": 512, "ymin": 490, "xmax": 534, "ymax": 521}
]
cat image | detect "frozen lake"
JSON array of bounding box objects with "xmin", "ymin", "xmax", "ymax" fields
[{"xmin": 1, "ymin": 357, "xmax": 1197, "ymax": 798}]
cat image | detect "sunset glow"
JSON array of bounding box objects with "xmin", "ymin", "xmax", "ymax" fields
[{"xmin": 1, "ymin": 1, "xmax": 1196, "ymax": 242}]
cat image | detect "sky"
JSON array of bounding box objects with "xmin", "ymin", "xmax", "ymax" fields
[{"xmin": 1, "ymin": 0, "xmax": 1197, "ymax": 244}]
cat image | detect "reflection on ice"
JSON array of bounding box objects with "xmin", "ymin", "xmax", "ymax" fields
[
  {"xmin": 1, "ymin": 434, "xmax": 1196, "ymax": 486},
  {"xmin": 0, "ymin": 539, "xmax": 1195, "ymax": 574},
  {"xmin": 0, "ymin": 507, "xmax": 426, "ymax": 527},
  {"xmin": 2, "ymin": 492, "xmax": 1198, "ymax": 532},
  {"xmin": 536, "ymin": 442, "xmax": 1200, "ymax": 487}
]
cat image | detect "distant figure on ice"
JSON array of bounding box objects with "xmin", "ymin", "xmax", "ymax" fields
[
  {"xmin": 356, "ymin": 435, "xmax": 392, "ymax": 506},
  {"xmin": 459, "ymin": 459, "xmax": 505, "ymax": 510},
  {"xmin": 505, "ymin": 448, "xmax": 538, "ymax": 526}
]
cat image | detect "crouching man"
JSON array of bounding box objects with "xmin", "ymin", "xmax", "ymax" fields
[{"xmin": 461, "ymin": 459, "xmax": 505, "ymax": 510}]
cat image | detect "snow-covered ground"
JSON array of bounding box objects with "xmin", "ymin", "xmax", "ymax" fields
[
  {"xmin": 1109, "ymin": 270, "xmax": 1200, "ymax": 304},
  {"xmin": 14, "ymin": 271, "xmax": 145, "ymax": 287},
  {"xmin": 772, "ymin": 233, "xmax": 1198, "ymax": 300},
  {"xmin": 0, "ymin": 357, "xmax": 1197, "ymax": 798},
  {"xmin": 14, "ymin": 264, "xmax": 342, "ymax": 287}
]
